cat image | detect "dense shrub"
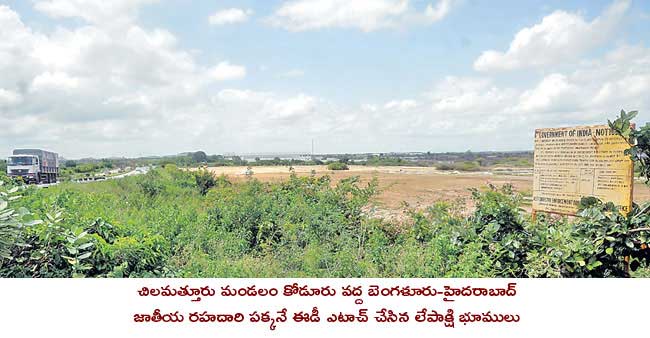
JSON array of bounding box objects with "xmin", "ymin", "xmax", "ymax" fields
[
  {"xmin": 327, "ymin": 162, "xmax": 349, "ymax": 170},
  {"xmin": 469, "ymin": 184, "xmax": 530, "ymax": 277},
  {"xmin": 0, "ymin": 184, "xmax": 29, "ymax": 267},
  {"xmin": 0, "ymin": 171, "xmax": 11, "ymax": 186},
  {"xmin": 194, "ymin": 169, "xmax": 216, "ymax": 195},
  {"xmin": 436, "ymin": 161, "xmax": 481, "ymax": 172},
  {"xmin": 137, "ymin": 170, "xmax": 164, "ymax": 197}
]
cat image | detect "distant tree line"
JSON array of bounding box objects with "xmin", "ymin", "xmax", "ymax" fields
[{"xmin": 47, "ymin": 150, "xmax": 535, "ymax": 179}]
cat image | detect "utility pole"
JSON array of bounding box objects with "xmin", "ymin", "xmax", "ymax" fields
[{"xmin": 311, "ymin": 139, "xmax": 314, "ymax": 159}]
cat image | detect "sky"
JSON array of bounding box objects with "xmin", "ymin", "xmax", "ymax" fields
[{"xmin": 0, "ymin": 0, "xmax": 648, "ymax": 159}]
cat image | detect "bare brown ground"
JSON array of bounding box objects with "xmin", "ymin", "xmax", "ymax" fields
[{"xmin": 204, "ymin": 165, "xmax": 650, "ymax": 221}]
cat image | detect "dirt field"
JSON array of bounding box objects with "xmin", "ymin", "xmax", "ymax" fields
[{"xmin": 205, "ymin": 165, "xmax": 650, "ymax": 219}]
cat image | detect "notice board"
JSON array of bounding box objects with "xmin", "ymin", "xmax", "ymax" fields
[{"xmin": 533, "ymin": 125, "xmax": 633, "ymax": 215}]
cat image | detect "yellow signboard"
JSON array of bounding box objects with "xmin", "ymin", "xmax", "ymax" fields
[{"xmin": 533, "ymin": 124, "xmax": 633, "ymax": 215}]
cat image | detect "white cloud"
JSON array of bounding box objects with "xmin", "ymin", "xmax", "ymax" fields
[
  {"xmin": 384, "ymin": 99, "xmax": 417, "ymax": 110},
  {"xmin": 265, "ymin": 94, "xmax": 317, "ymax": 120},
  {"xmin": 102, "ymin": 93, "xmax": 153, "ymax": 109},
  {"xmin": 360, "ymin": 43, "xmax": 650, "ymax": 149},
  {"xmin": 0, "ymin": 5, "xmax": 252, "ymax": 157},
  {"xmin": 210, "ymin": 62, "xmax": 247, "ymax": 81},
  {"xmin": 33, "ymin": 0, "xmax": 158, "ymax": 25},
  {"xmin": 208, "ymin": 8, "xmax": 253, "ymax": 25},
  {"xmin": 424, "ymin": 0, "xmax": 453, "ymax": 22},
  {"xmin": 474, "ymin": 0, "xmax": 629, "ymax": 72},
  {"xmin": 0, "ymin": 88, "xmax": 22, "ymax": 107},
  {"xmin": 215, "ymin": 89, "xmax": 319, "ymax": 121},
  {"xmin": 581, "ymin": 46, "xmax": 650, "ymax": 111},
  {"xmin": 510, "ymin": 45, "xmax": 649, "ymax": 123},
  {"xmin": 592, "ymin": 75, "xmax": 650, "ymax": 108},
  {"xmin": 0, "ymin": 2, "xmax": 647, "ymax": 157},
  {"xmin": 217, "ymin": 89, "xmax": 268, "ymax": 102},
  {"xmin": 427, "ymin": 76, "xmax": 517, "ymax": 114},
  {"xmin": 0, "ymin": 5, "xmax": 31, "ymax": 39},
  {"xmin": 517, "ymin": 73, "xmax": 578, "ymax": 113},
  {"xmin": 269, "ymin": 0, "xmax": 456, "ymax": 32},
  {"xmin": 30, "ymin": 71, "xmax": 80, "ymax": 91}
]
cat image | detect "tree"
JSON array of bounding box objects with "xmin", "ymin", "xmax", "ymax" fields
[
  {"xmin": 207, "ymin": 154, "xmax": 224, "ymax": 162},
  {"xmin": 194, "ymin": 169, "xmax": 217, "ymax": 195},
  {"xmin": 192, "ymin": 151, "xmax": 208, "ymax": 163},
  {"xmin": 232, "ymin": 156, "xmax": 245, "ymax": 166},
  {"xmin": 64, "ymin": 160, "xmax": 77, "ymax": 168},
  {"xmin": 100, "ymin": 159, "xmax": 113, "ymax": 169}
]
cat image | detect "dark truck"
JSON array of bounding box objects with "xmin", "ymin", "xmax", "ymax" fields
[{"xmin": 6, "ymin": 149, "xmax": 59, "ymax": 184}]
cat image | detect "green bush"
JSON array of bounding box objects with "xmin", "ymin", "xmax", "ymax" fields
[
  {"xmin": 2, "ymin": 209, "xmax": 97, "ymax": 278},
  {"xmin": 468, "ymin": 184, "xmax": 530, "ymax": 277},
  {"xmin": 436, "ymin": 161, "xmax": 481, "ymax": 171},
  {"xmin": 0, "ymin": 172, "xmax": 10, "ymax": 186},
  {"xmin": 0, "ymin": 184, "xmax": 29, "ymax": 267},
  {"xmin": 327, "ymin": 162, "xmax": 349, "ymax": 170},
  {"xmin": 137, "ymin": 170, "xmax": 164, "ymax": 197},
  {"xmin": 194, "ymin": 169, "xmax": 216, "ymax": 195}
]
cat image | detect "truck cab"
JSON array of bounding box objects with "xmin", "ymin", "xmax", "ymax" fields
[
  {"xmin": 7, "ymin": 155, "xmax": 40, "ymax": 183},
  {"xmin": 7, "ymin": 149, "xmax": 59, "ymax": 184}
]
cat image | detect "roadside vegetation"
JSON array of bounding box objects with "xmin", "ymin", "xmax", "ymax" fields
[{"xmin": 0, "ymin": 111, "xmax": 648, "ymax": 278}]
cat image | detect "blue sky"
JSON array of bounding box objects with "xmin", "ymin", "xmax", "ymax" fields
[{"xmin": 0, "ymin": 0, "xmax": 648, "ymax": 158}]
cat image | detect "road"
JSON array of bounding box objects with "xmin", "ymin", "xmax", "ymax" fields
[
  {"xmin": 105, "ymin": 166, "xmax": 150, "ymax": 179},
  {"xmin": 36, "ymin": 166, "xmax": 151, "ymax": 188}
]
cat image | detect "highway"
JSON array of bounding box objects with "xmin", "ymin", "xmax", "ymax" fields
[{"xmin": 35, "ymin": 166, "xmax": 151, "ymax": 188}]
